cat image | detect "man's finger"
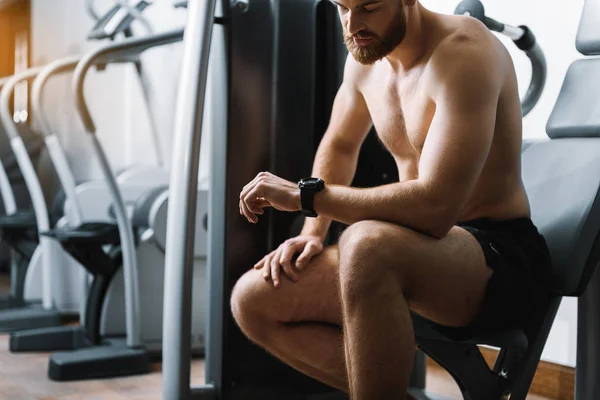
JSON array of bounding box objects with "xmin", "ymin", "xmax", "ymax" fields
[
  {"xmin": 280, "ymin": 239, "xmax": 301, "ymax": 266},
  {"xmin": 271, "ymin": 255, "xmax": 281, "ymax": 287},
  {"xmin": 240, "ymin": 196, "xmax": 258, "ymax": 223},
  {"xmin": 281, "ymin": 261, "xmax": 298, "ymax": 282},
  {"xmin": 244, "ymin": 183, "xmax": 268, "ymax": 214},
  {"xmin": 254, "ymin": 254, "xmax": 267, "ymax": 269},
  {"xmin": 263, "ymin": 254, "xmax": 273, "ymax": 280},
  {"xmin": 295, "ymin": 243, "xmax": 320, "ymax": 269},
  {"xmin": 279, "ymin": 241, "xmax": 298, "ymax": 282}
]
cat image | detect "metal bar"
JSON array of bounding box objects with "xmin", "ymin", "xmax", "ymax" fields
[
  {"xmin": 0, "ymin": 67, "xmax": 55, "ymax": 310},
  {"xmin": 501, "ymin": 24, "xmax": 525, "ymax": 41},
  {"xmin": 134, "ymin": 63, "xmax": 165, "ymax": 168},
  {"xmin": 202, "ymin": 17, "xmax": 227, "ymax": 392},
  {"xmin": 31, "ymin": 56, "xmax": 84, "ymax": 226},
  {"xmin": 73, "ymin": 28, "xmax": 184, "ymax": 134},
  {"xmin": 69, "ymin": 29, "xmax": 185, "ymax": 349},
  {"xmin": 0, "ymin": 77, "xmax": 17, "ymax": 215},
  {"xmin": 70, "ymin": 51, "xmax": 143, "ymax": 346},
  {"xmin": 31, "ymin": 56, "xmax": 89, "ymax": 321},
  {"xmin": 162, "ymin": 0, "xmax": 218, "ymax": 397},
  {"xmin": 521, "ymin": 43, "xmax": 547, "ymax": 117}
]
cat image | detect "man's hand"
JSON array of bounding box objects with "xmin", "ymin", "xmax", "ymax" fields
[
  {"xmin": 239, "ymin": 172, "xmax": 302, "ymax": 223},
  {"xmin": 254, "ymin": 235, "xmax": 324, "ymax": 287}
]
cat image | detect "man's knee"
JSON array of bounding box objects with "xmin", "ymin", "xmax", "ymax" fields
[
  {"xmin": 230, "ymin": 270, "xmax": 270, "ymax": 339},
  {"xmin": 338, "ymin": 220, "xmax": 412, "ymax": 300}
]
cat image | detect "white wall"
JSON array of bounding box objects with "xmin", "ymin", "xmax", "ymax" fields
[
  {"xmin": 30, "ymin": 0, "xmax": 188, "ymax": 181},
  {"xmin": 420, "ymin": 0, "xmax": 585, "ymax": 367}
]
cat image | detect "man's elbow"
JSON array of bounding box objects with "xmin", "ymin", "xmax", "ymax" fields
[
  {"xmin": 426, "ymin": 220, "xmax": 454, "ymax": 240},
  {"xmin": 405, "ymin": 213, "xmax": 453, "ymax": 240},
  {"xmin": 421, "ymin": 200, "xmax": 459, "ymax": 239}
]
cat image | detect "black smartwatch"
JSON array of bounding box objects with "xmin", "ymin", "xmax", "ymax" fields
[{"xmin": 298, "ymin": 177, "xmax": 325, "ymax": 218}]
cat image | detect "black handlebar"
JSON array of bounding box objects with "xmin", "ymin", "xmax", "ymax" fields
[{"xmin": 454, "ymin": 0, "xmax": 546, "ymax": 117}]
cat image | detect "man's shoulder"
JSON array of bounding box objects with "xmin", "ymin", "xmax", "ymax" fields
[{"xmin": 425, "ymin": 16, "xmax": 507, "ymax": 94}]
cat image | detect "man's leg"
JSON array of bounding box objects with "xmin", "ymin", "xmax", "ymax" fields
[
  {"xmin": 231, "ymin": 246, "xmax": 349, "ymax": 392},
  {"xmin": 337, "ymin": 220, "xmax": 493, "ymax": 400}
]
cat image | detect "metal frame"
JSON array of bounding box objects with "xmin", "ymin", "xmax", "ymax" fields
[
  {"xmin": 71, "ymin": 28, "xmax": 184, "ymax": 348},
  {"xmin": 0, "ymin": 68, "xmax": 54, "ymax": 310},
  {"xmin": 31, "ymin": 56, "xmax": 85, "ymax": 227},
  {"xmin": 30, "ymin": 56, "xmax": 89, "ymax": 335},
  {"xmin": 162, "ymin": 0, "xmax": 219, "ymax": 397},
  {"xmin": 0, "ymin": 77, "xmax": 18, "ymax": 215},
  {"xmin": 454, "ymin": 0, "xmax": 546, "ymax": 117}
]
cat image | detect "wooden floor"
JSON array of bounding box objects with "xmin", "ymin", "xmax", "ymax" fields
[
  {"xmin": 0, "ymin": 335, "xmax": 206, "ymax": 400},
  {"xmin": 0, "ymin": 332, "xmax": 554, "ymax": 400},
  {"xmin": 0, "ymin": 274, "xmax": 554, "ymax": 399}
]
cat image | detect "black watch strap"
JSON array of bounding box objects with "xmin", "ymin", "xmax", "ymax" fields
[
  {"xmin": 298, "ymin": 178, "xmax": 324, "ymax": 218},
  {"xmin": 300, "ymin": 189, "xmax": 318, "ymax": 218}
]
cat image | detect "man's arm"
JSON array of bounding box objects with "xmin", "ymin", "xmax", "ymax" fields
[
  {"xmin": 312, "ymin": 37, "xmax": 505, "ymax": 239},
  {"xmin": 300, "ymin": 56, "xmax": 373, "ymax": 240}
]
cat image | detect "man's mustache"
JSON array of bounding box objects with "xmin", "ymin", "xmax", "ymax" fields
[{"xmin": 346, "ymin": 31, "xmax": 377, "ymax": 40}]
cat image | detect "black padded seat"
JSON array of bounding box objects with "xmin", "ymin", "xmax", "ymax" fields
[
  {"xmin": 0, "ymin": 210, "xmax": 38, "ymax": 230},
  {"xmin": 411, "ymin": 313, "xmax": 529, "ymax": 352},
  {"xmin": 42, "ymin": 223, "xmax": 121, "ymax": 278},
  {"xmin": 42, "ymin": 222, "xmax": 120, "ymax": 246}
]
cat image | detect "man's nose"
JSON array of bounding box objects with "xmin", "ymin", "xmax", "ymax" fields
[{"xmin": 346, "ymin": 12, "xmax": 365, "ymax": 36}]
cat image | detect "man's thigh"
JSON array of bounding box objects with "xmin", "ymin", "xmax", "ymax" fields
[
  {"xmin": 236, "ymin": 223, "xmax": 491, "ymax": 329},
  {"xmin": 234, "ymin": 245, "xmax": 344, "ymax": 326},
  {"xmin": 357, "ymin": 222, "xmax": 493, "ymax": 328}
]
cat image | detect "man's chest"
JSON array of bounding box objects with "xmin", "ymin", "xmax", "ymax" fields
[{"xmin": 360, "ymin": 75, "xmax": 435, "ymax": 158}]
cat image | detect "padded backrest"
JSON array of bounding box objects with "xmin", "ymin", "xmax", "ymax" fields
[
  {"xmin": 546, "ymin": 59, "xmax": 600, "ymax": 138},
  {"xmin": 522, "ymin": 140, "xmax": 600, "ymax": 296},
  {"xmin": 526, "ymin": 11, "xmax": 600, "ymax": 294},
  {"xmin": 576, "ymin": 0, "xmax": 600, "ymax": 55}
]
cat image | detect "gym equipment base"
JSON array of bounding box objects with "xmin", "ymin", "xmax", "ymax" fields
[
  {"xmin": 10, "ymin": 325, "xmax": 90, "ymax": 352},
  {"xmin": 48, "ymin": 337, "xmax": 151, "ymax": 381},
  {"xmin": 0, "ymin": 304, "xmax": 61, "ymax": 333},
  {"xmin": 0, "ymin": 294, "xmax": 40, "ymax": 310}
]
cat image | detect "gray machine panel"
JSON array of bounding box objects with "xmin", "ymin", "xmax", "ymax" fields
[
  {"xmin": 522, "ymin": 139, "xmax": 600, "ymax": 296},
  {"xmin": 576, "ymin": 0, "xmax": 600, "ymax": 55},
  {"xmin": 546, "ymin": 59, "xmax": 600, "ymax": 139}
]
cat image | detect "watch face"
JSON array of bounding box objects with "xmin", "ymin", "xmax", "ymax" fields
[
  {"xmin": 301, "ymin": 178, "xmax": 319, "ymax": 188},
  {"xmin": 300, "ymin": 178, "xmax": 324, "ymax": 190}
]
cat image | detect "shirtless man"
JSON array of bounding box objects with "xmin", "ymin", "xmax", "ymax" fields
[{"xmin": 232, "ymin": 1, "xmax": 551, "ymax": 399}]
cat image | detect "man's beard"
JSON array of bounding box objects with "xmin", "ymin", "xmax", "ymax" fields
[{"xmin": 344, "ymin": 11, "xmax": 407, "ymax": 65}]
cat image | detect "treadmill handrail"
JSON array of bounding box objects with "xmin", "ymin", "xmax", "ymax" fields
[
  {"xmin": 0, "ymin": 78, "xmax": 17, "ymax": 215},
  {"xmin": 70, "ymin": 29, "xmax": 184, "ymax": 349},
  {"xmin": 73, "ymin": 28, "xmax": 185, "ymax": 134},
  {"xmin": 31, "ymin": 56, "xmax": 85, "ymax": 226},
  {"xmin": 0, "ymin": 67, "xmax": 57, "ymax": 310}
]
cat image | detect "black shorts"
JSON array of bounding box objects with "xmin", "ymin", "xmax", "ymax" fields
[{"xmin": 432, "ymin": 217, "xmax": 552, "ymax": 341}]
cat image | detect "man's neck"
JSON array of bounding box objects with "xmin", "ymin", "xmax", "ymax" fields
[{"xmin": 385, "ymin": 2, "xmax": 429, "ymax": 73}]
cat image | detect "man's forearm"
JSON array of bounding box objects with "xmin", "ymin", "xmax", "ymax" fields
[
  {"xmin": 313, "ymin": 180, "xmax": 454, "ymax": 239},
  {"xmin": 300, "ymin": 142, "xmax": 360, "ymax": 240}
]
